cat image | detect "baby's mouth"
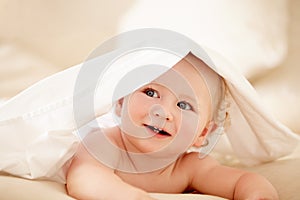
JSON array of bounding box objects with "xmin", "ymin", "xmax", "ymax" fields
[{"xmin": 145, "ymin": 125, "xmax": 172, "ymax": 137}]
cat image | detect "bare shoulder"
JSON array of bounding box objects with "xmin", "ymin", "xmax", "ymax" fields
[
  {"xmin": 67, "ymin": 143, "xmax": 113, "ymax": 181},
  {"xmin": 177, "ymin": 153, "xmax": 238, "ymax": 196},
  {"xmin": 179, "ymin": 152, "xmax": 219, "ymax": 172},
  {"xmin": 72, "ymin": 143, "xmax": 99, "ymax": 163},
  {"xmin": 179, "ymin": 152, "xmax": 239, "ymax": 183},
  {"xmin": 167, "ymin": 152, "xmax": 219, "ymax": 189},
  {"xmin": 66, "ymin": 143, "xmax": 156, "ymax": 200}
]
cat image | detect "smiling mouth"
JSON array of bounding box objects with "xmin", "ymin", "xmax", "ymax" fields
[{"xmin": 145, "ymin": 125, "xmax": 172, "ymax": 137}]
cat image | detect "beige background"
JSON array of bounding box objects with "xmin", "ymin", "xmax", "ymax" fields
[
  {"xmin": 0, "ymin": 1, "xmax": 299, "ymax": 199},
  {"xmin": 0, "ymin": 0, "xmax": 299, "ymax": 133}
]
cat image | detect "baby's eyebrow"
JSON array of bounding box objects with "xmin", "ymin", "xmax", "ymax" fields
[{"xmin": 177, "ymin": 94, "xmax": 197, "ymax": 104}]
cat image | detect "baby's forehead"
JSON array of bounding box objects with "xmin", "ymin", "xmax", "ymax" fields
[
  {"xmin": 153, "ymin": 52, "xmax": 224, "ymax": 116},
  {"xmin": 151, "ymin": 58, "xmax": 212, "ymax": 101},
  {"xmin": 183, "ymin": 53, "xmax": 225, "ymax": 116},
  {"xmin": 156, "ymin": 54, "xmax": 213, "ymax": 86}
]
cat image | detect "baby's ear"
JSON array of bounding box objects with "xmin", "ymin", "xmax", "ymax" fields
[
  {"xmin": 114, "ymin": 98, "xmax": 124, "ymax": 117},
  {"xmin": 192, "ymin": 122, "xmax": 216, "ymax": 148}
]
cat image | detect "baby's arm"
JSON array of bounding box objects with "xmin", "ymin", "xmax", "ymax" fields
[
  {"xmin": 66, "ymin": 144, "xmax": 156, "ymax": 200},
  {"xmin": 231, "ymin": 171, "xmax": 279, "ymax": 200},
  {"xmin": 186, "ymin": 153, "xmax": 279, "ymax": 200}
]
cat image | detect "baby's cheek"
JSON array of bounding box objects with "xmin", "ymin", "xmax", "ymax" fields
[
  {"xmin": 176, "ymin": 114, "xmax": 201, "ymax": 144},
  {"xmin": 127, "ymin": 95, "xmax": 148, "ymax": 119}
]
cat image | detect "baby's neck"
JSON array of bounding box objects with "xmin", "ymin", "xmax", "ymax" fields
[{"xmin": 103, "ymin": 126, "xmax": 181, "ymax": 173}]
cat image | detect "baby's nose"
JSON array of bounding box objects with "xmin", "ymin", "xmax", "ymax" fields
[{"xmin": 149, "ymin": 104, "xmax": 173, "ymax": 121}]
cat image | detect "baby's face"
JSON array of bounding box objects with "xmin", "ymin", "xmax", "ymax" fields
[{"xmin": 118, "ymin": 55, "xmax": 212, "ymax": 156}]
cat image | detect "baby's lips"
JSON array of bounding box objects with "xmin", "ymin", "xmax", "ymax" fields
[{"xmin": 144, "ymin": 124, "xmax": 172, "ymax": 136}]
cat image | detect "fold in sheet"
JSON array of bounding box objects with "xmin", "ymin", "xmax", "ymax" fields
[{"xmin": 0, "ymin": 29, "xmax": 299, "ymax": 183}]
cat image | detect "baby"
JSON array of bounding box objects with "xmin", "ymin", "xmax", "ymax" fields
[{"xmin": 66, "ymin": 53, "xmax": 279, "ymax": 200}]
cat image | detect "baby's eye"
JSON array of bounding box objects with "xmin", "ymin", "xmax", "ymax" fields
[
  {"xmin": 143, "ymin": 88, "xmax": 159, "ymax": 98},
  {"xmin": 177, "ymin": 101, "xmax": 192, "ymax": 110}
]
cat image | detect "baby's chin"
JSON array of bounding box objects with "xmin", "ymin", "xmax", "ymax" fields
[{"xmin": 115, "ymin": 126, "xmax": 190, "ymax": 156}]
